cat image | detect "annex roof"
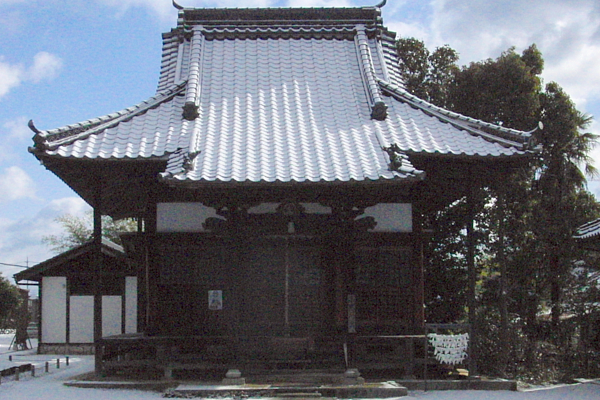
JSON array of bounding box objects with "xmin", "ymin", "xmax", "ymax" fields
[
  {"xmin": 29, "ymin": 4, "xmax": 536, "ymax": 187},
  {"xmin": 13, "ymin": 239, "xmax": 125, "ymax": 284}
]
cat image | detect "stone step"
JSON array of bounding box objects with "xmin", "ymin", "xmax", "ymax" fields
[{"xmin": 170, "ymin": 382, "xmax": 408, "ymax": 398}]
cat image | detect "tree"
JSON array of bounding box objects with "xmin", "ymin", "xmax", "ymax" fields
[
  {"xmin": 397, "ymin": 38, "xmax": 600, "ymax": 378},
  {"xmin": 42, "ymin": 211, "xmax": 137, "ymax": 254},
  {"xmin": 0, "ymin": 273, "xmax": 22, "ymax": 332},
  {"xmin": 396, "ymin": 38, "xmax": 459, "ymax": 108},
  {"xmin": 533, "ymin": 82, "xmax": 599, "ymax": 328}
]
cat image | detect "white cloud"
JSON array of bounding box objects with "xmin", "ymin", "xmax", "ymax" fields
[
  {"xmin": 97, "ymin": 0, "xmax": 176, "ymax": 20},
  {"xmin": 427, "ymin": 0, "xmax": 600, "ymax": 111},
  {"xmin": 388, "ymin": 21, "xmax": 431, "ymax": 42},
  {"xmin": 38, "ymin": 197, "xmax": 90, "ymax": 219},
  {"xmin": 0, "ymin": 52, "xmax": 63, "ymax": 100},
  {"xmin": 0, "ymin": 166, "xmax": 37, "ymax": 202},
  {"xmin": 0, "ymin": 197, "xmax": 90, "ymax": 280},
  {"xmin": 0, "ymin": 117, "xmax": 30, "ymax": 163},
  {"xmin": 0, "ymin": 56, "xmax": 23, "ymax": 99},
  {"xmin": 3, "ymin": 116, "xmax": 30, "ymax": 140},
  {"xmin": 28, "ymin": 51, "xmax": 63, "ymax": 83}
]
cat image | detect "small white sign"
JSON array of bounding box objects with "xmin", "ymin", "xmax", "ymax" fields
[{"xmin": 208, "ymin": 290, "xmax": 223, "ymax": 310}]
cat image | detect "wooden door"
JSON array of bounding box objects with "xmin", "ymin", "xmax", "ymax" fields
[{"xmin": 237, "ymin": 241, "xmax": 324, "ymax": 337}]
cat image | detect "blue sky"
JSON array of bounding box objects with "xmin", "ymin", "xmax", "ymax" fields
[{"xmin": 1, "ymin": 0, "xmax": 600, "ymax": 288}]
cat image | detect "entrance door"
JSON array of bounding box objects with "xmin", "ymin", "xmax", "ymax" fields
[{"xmin": 237, "ymin": 241, "xmax": 324, "ymax": 337}]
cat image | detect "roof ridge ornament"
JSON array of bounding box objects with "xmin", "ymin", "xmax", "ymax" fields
[
  {"xmin": 354, "ymin": 25, "xmax": 387, "ymax": 120},
  {"xmin": 28, "ymin": 119, "xmax": 41, "ymax": 134},
  {"xmin": 374, "ymin": 0, "xmax": 387, "ymax": 8},
  {"xmin": 172, "ymin": 0, "xmax": 184, "ymax": 10},
  {"xmin": 382, "ymin": 143, "xmax": 403, "ymax": 172},
  {"xmin": 182, "ymin": 27, "xmax": 204, "ymax": 121}
]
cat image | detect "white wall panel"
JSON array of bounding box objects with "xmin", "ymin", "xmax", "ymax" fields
[
  {"xmin": 41, "ymin": 277, "xmax": 67, "ymax": 343},
  {"xmin": 102, "ymin": 296, "xmax": 122, "ymax": 337},
  {"xmin": 157, "ymin": 202, "xmax": 221, "ymax": 232},
  {"xmin": 69, "ymin": 296, "xmax": 94, "ymax": 343},
  {"xmin": 125, "ymin": 277, "xmax": 137, "ymax": 334},
  {"xmin": 361, "ymin": 203, "xmax": 412, "ymax": 232}
]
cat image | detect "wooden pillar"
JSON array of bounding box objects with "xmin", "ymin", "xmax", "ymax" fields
[
  {"xmin": 144, "ymin": 202, "xmax": 158, "ymax": 335},
  {"xmin": 413, "ymin": 207, "xmax": 425, "ymax": 328},
  {"xmin": 93, "ymin": 183, "xmax": 103, "ymax": 375},
  {"xmin": 466, "ymin": 191, "xmax": 478, "ymax": 375}
]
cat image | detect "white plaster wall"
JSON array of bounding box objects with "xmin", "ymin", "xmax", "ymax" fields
[
  {"xmin": 125, "ymin": 277, "xmax": 137, "ymax": 334},
  {"xmin": 361, "ymin": 203, "xmax": 412, "ymax": 232},
  {"xmin": 69, "ymin": 296, "xmax": 94, "ymax": 343},
  {"xmin": 102, "ymin": 296, "xmax": 122, "ymax": 337},
  {"xmin": 41, "ymin": 277, "xmax": 67, "ymax": 343},
  {"xmin": 157, "ymin": 202, "xmax": 221, "ymax": 232}
]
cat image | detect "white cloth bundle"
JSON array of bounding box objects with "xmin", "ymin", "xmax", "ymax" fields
[{"xmin": 427, "ymin": 333, "xmax": 469, "ymax": 365}]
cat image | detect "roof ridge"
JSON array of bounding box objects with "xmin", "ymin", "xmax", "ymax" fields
[
  {"xmin": 355, "ymin": 25, "xmax": 387, "ymax": 120},
  {"xmin": 31, "ymin": 83, "xmax": 187, "ymax": 152},
  {"xmin": 182, "ymin": 26, "xmax": 204, "ymax": 120},
  {"xmin": 177, "ymin": 7, "xmax": 383, "ymax": 26},
  {"xmin": 378, "ymin": 80, "xmax": 537, "ymax": 150}
]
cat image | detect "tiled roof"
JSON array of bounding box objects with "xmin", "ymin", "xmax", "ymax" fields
[
  {"xmin": 574, "ymin": 219, "xmax": 600, "ymax": 240},
  {"xmin": 30, "ymin": 6, "xmax": 537, "ymax": 187}
]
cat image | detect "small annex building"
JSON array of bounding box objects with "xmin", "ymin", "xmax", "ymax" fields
[
  {"xmin": 26, "ymin": 3, "xmax": 537, "ymax": 378},
  {"xmin": 14, "ymin": 239, "xmax": 137, "ymax": 355}
]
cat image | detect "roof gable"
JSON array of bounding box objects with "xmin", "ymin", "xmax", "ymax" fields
[{"xmin": 14, "ymin": 239, "xmax": 125, "ymax": 283}]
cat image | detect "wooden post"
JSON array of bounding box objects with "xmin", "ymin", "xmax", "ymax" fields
[
  {"xmin": 93, "ymin": 181, "xmax": 103, "ymax": 375},
  {"xmin": 466, "ymin": 190, "xmax": 478, "ymax": 376},
  {"xmin": 413, "ymin": 207, "xmax": 425, "ymax": 328},
  {"xmin": 144, "ymin": 202, "xmax": 157, "ymax": 335}
]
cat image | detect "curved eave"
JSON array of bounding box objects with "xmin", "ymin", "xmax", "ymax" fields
[
  {"xmin": 574, "ymin": 218, "xmax": 600, "ymax": 240},
  {"xmin": 404, "ymin": 149, "xmax": 533, "ymax": 161},
  {"xmin": 378, "ymin": 80, "xmax": 538, "ymax": 151},
  {"xmin": 29, "ymin": 148, "xmax": 171, "ymax": 163},
  {"xmin": 158, "ymin": 174, "xmax": 425, "ymax": 189},
  {"xmin": 30, "ymin": 83, "xmax": 187, "ymax": 153}
]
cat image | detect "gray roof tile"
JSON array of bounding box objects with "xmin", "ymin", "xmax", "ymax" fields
[{"xmin": 31, "ymin": 6, "xmax": 536, "ymax": 186}]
